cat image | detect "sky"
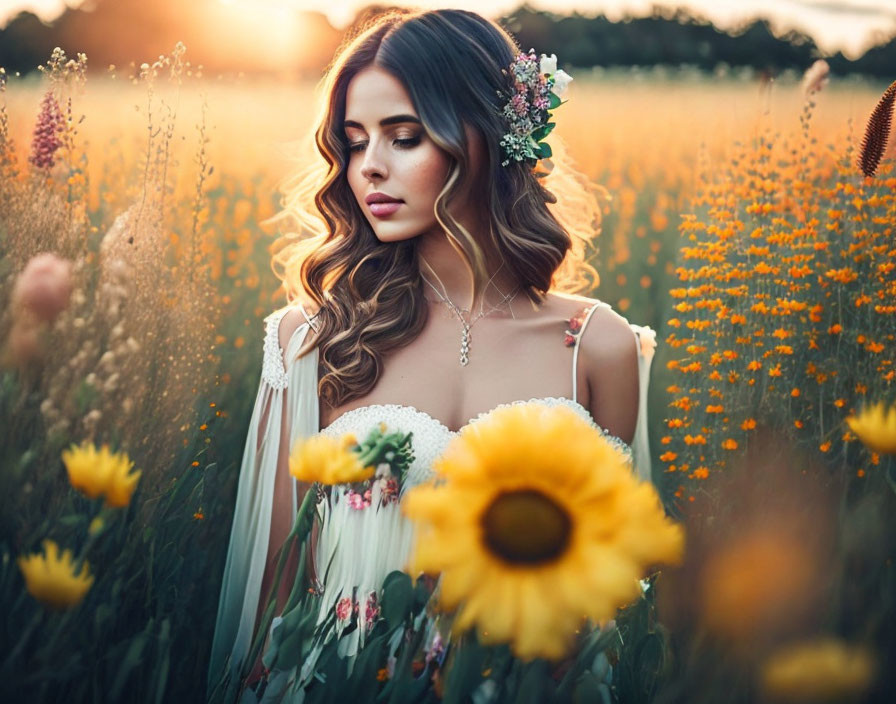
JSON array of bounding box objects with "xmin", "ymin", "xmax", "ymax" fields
[{"xmin": 2, "ymin": 0, "xmax": 895, "ymax": 58}]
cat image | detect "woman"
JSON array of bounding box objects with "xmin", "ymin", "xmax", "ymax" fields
[{"xmin": 208, "ymin": 8, "xmax": 656, "ymax": 701}]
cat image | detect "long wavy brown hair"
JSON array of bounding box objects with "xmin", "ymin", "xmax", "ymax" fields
[{"xmin": 264, "ymin": 8, "xmax": 608, "ymax": 408}]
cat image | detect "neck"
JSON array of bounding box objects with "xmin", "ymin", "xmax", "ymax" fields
[{"xmin": 418, "ymin": 233, "xmax": 520, "ymax": 313}]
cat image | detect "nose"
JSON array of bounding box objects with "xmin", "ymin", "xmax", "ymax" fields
[{"xmin": 359, "ymin": 139, "xmax": 388, "ymax": 181}]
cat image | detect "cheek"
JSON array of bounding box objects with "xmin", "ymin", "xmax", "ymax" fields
[
  {"xmin": 407, "ymin": 147, "xmax": 451, "ymax": 199},
  {"xmin": 347, "ymin": 161, "xmax": 364, "ymax": 200}
]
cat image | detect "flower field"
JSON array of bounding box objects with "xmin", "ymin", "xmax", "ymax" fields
[{"xmin": 0, "ymin": 44, "xmax": 893, "ymax": 702}]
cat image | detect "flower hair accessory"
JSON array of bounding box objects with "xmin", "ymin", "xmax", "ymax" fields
[{"xmin": 498, "ymin": 49, "xmax": 573, "ymax": 169}]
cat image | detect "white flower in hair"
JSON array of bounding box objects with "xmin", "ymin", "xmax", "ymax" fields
[
  {"xmin": 498, "ymin": 49, "xmax": 571, "ymax": 169},
  {"xmin": 552, "ymin": 69, "xmax": 573, "ymax": 96}
]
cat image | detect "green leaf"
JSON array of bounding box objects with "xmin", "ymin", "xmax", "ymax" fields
[
  {"xmin": 536, "ymin": 142, "xmax": 553, "ymax": 159},
  {"xmin": 548, "ymin": 92, "xmax": 562, "ymax": 110},
  {"xmin": 108, "ymin": 628, "xmax": 151, "ymax": 700},
  {"xmin": 441, "ymin": 636, "xmax": 488, "ymax": 703},
  {"xmin": 381, "ymin": 571, "xmax": 413, "ymax": 629},
  {"xmin": 514, "ymin": 660, "xmax": 551, "ymax": 703},
  {"xmin": 572, "ymin": 672, "xmax": 612, "ymax": 704},
  {"xmin": 150, "ymin": 619, "xmax": 171, "ymax": 704}
]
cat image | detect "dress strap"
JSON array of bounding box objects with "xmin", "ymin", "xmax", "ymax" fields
[
  {"xmin": 295, "ymin": 298, "xmax": 320, "ymax": 332},
  {"xmin": 566, "ymin": 303, "xmax": 602, "ymax": 404}
]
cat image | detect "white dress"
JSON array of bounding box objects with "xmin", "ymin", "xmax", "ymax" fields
[{"xmin": 208, "ymin": 300, "xmax": 657, "ymax": 701}]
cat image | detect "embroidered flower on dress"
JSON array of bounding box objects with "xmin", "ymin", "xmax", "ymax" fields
[
  {"xmin": 346, "ymin": 489, "xmax": 371, "ymax": 510},
  {"xmin": 335, "ymin": 596, "xmax": 355, "ymax": 622},
  {"xmin": 564, "ymin": 305, "xmax": 592, "ymax": 347},
  {"xmin": 380, "ymin": 477, "xmax": 399, "ymax": 506},
  {"xmin": 364, "ymin": 591, "xmax": 380, "ymax": 629}
]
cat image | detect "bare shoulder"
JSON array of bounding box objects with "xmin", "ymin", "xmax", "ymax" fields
[{"xmin": 547, "ymin": 292, "xmax": 639, "ymax": 444}]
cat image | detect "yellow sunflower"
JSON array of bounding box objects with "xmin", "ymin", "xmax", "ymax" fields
[
  {"xmin": 17, "ymin": 539, "xmax": 94, "ymax": 609},
  {"xmin": 289, "ymin": 432, "xmax": 374, "ymax": 485},
  {"xmin": 403, "ymin": 403, "xmax": 685, "ymax": 661},
  {"xmin": 61, "ymin": 441, "xmax": 141, "ymax": 508},
  {"xmin": 846, "ymin": 402, "xmax": 896, "ymax": 454}
]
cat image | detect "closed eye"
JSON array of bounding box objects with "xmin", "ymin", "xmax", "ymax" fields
[{"xmin": 348, "ymin": 136, "xmax": 421, "ymax": 153}]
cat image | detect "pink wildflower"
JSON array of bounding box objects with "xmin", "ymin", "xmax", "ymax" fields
[
  {"xmin": 425, "ymin": 631, "xmax": 445, "ymax": 666},
  {"xmin": 7, "ymin": 322, "xmax": 41, "ymax": 365},
  {"xmin": 12, "ymin": 252, "xmax": 73, "ymax": 323},
  {"xmin": 511, "ymin": 94, "xmax": 528, "ymax": 116}
]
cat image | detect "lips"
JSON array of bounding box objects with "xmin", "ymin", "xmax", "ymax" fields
[
  {"xmin": 368, "ymin": 201, "xmax": 403, "ymax": 218},
  {"xmin": 365, "ymin": 192, "xmax": 403, "ymax": 205}
]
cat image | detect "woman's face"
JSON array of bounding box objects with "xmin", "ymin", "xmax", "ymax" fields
[{"xmin": 343, "ymin": 66, "xmax": 461, "ymax": 243}]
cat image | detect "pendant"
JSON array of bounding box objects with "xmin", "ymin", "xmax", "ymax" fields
[{"xmin": 460, "ymin": 326, "xmax": 470, "ymax": 366}]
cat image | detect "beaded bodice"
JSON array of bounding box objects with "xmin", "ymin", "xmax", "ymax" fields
[{"xmin": 318, "ymin": 398, "xmax": 633, "ymax": 491}]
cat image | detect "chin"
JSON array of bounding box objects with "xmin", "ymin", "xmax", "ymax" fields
[{"xmin": 370, "ymin": 225, "xmax": 423, "ymax": 243}]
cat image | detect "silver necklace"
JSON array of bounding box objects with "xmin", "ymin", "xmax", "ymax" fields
[{"xmin": 419, "ymin": 256, "xmax": 520, "ymax": 367}]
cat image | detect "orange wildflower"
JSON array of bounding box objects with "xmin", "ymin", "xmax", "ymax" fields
[{"xmin": 721, "ymin": 438, "xmax": 738, "ymax": 450}]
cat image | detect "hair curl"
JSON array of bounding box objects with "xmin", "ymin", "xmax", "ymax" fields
[{"xmin": 264, "ymin": 8, "xmax": 608, "ymax": 408}]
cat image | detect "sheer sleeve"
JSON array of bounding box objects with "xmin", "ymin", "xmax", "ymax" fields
[
  {"xmin": 207, "ymin": 304, "xmax": 320, "ymax": 691},
  {"xmin": 629, "ymin": 324, "xmax": 657, "ymax": 484}
]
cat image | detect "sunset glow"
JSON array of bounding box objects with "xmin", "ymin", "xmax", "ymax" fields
[{"xmin": 2, "ymin": 0, "xmax": 895, "ymax": 59}]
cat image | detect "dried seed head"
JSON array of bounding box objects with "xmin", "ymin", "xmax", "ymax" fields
[{"xmin": 858, "ymin": 79, "xmax": 896, "ymax": 178}]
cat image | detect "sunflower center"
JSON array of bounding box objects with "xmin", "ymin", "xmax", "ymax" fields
[{"xmin": 481, "ymin": 489, "xmax": 572, "ymax": 564}]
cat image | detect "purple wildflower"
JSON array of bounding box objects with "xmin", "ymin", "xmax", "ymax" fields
[{"xmin": 29, "ymin": 91, "xmax": 64, "ymax": 170}]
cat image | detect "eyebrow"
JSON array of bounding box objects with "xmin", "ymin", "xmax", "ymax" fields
[{"xmin": 343, "ymin": 114, "xmax": 421, "ymax": 130}]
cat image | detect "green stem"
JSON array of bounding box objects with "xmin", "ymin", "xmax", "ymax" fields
[
  {"xmin": 356, "ymin": 435, "xmax": 391, "ymax": 468},
  {"xmin": 241, "ymin": 486, "xmax": 318, "ymax": 681},
  {"xmin": 0, "ymin": 608, "xmax": 42, "ymax": 679}
]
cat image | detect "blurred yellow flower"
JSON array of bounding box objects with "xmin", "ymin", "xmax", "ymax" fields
[
  {"xmin": 17, "ymin": 540, "xmax": 94, "ymax": 609},
  {"xmin": 846, "ymin": 402, "xmax": 896, "ymax": 454},
  {"xmin": 760, "ymin": 638, "xmax": 875, "ymax": 702},
  {"xmin": 61, "ymin": 442, "xmax": 141, "ymax": 508},
  {"xmin": 403, "ymin": 403, "xmax": 684, "ymax": 661},
  {"xmin": 289, "ymin": 433, "xmax": 374, "ymax": 485}
]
